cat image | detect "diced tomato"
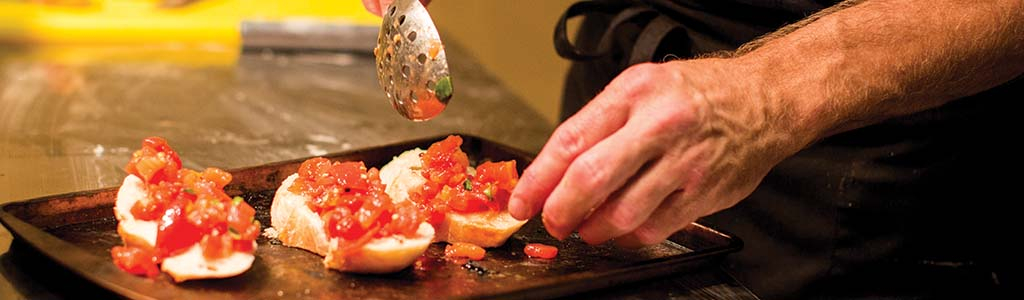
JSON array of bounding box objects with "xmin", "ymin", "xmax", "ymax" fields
[
  {"xmin": 385, "ymin": 200, "xmax": 425, "ymax": 236},
  {"xmin": 156, "ymin": 203, "xmax": 203, "ymax": 257},
  {"xmin": 421, "ymin": 136, "xmax": 469, "ymax": 187},
  {"xmin": 449, "ymin": 190, "xmax": 489, "ymax": 213},
  {"xmin": 411, "ymin": 90, "xmax": 447, "ymax": 119},
  {"xmin": 524, "ymin": 243, "xmax": 558, "ymax": 259},
  {"xmin": 444, "ymin": 242, "xmax": 486, "ymax": 261},
  {"xmin": 133, "ymin": 156, "xmax": 168, "ymax": 183},
  {"xmin": 226, "ymin": 198, "xmax": 256, "ymax": 234},
  {"xmin": 323, "ymin": 207, "xmax": 364, "ymax": 240},
  {"xmin": 130, "ymin": 196, "xmax": 164, "ymax": 221},
  {"xmin": 111, "ymin": 246, "xmax": 160, "ymax": 278},
  {"xmin": 125, "ymin": 137, "xmax": 181, "ymax": 184},
  {"xmin": 237, "ymin": 220, "xmax": 262, "ymax": 241},
  {"xmin": 201, "ymin": 168, "xmax": 232, "ymax": 189},
  {"xmin": 476, "ymin": 160, "xmax": 519, "ymax": 191},
  {"xmin": 291, "ymin": 157, "xmax": 427, "ymax": 256},
  {"xmin": 410, "ymin": 135, "xmax": 521, "ymax": 216},
  {"xmin": 185, "ymin": 197, "xmax": 225, "ymax": 229},
  {"xmin": 201, "ymin": 230, "xmax": 233, "ymax": 259},
  {"xmin": 233, "ymin": 239, "xmax": 255, "ymax": 253}
]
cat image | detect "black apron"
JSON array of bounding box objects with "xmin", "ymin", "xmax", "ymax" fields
[{"xmin": 555, "ymin": 1, "xmax": 1019, "ymax": 298}]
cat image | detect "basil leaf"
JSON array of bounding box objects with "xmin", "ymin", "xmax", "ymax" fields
[
  {"xmin": 434, "ymin": 76, "xmax": 453, "ymax": 101},
  {"xmin": 483, "ymin": 186, "xmax": 494, "ymax": 200}
]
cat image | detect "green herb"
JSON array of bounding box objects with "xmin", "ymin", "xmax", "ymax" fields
[
  {"xmin": 434, "ymin": 76, "xmax": 453, "ymax": 101},
  {"xmin": 463, "ymin": 179, "xmax": 473, "ymax": 190},
  {"xmin": 184, "ymin": 188, "xmax": 195, "ymax": 195},
  {"xmin": 232, "ymin": 196, "xmax": 244, "ymax": 205},
  {"xmin": 483, "ymin": 186, "xmax": 494, "ymax": 200},
  {"xmin": 228, "ymin": 227, "xmax": 241, "ymax": 239}
]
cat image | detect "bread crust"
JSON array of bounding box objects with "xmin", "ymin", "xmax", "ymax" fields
[{"xmin": 437, "ymin": 210, "xmax": 527, "ymax": 248}]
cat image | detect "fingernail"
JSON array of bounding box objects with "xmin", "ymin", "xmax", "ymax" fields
[
  {"xmin": 541, "ymin": 214, "xmax": 568, "ymax": 241},
  {"xmin": 508, "ymin": 196, "xmax": 525, "ymax": 219}
]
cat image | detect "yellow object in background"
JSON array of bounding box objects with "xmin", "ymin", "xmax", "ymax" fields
[{"xmin": 0, "ymin": 0, "xmax": 380, "ymax": 45}]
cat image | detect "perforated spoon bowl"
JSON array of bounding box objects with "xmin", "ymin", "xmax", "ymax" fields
[{"xmin": 374, "ymin": 0, "xmax": 453, "ymax": 121}]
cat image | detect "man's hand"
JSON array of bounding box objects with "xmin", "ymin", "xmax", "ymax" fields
[
  {"xmin": 361, "ymin": 0, "xmax": 433, "ymax": 17},
  {"xmin": 509, "ymin": 0, "xmax": 1023, "ymax": 247},
  {"xmin": 509, "ymin": 59, "xmax": 805, "ymax": 246}
]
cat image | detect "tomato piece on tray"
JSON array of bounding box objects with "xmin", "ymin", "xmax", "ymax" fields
[
  {"xmin": 444, "ymin": 242, "xmax": 486, "ymax": 261},
  {"xmin": 524, "ymin": 243, "xmax": 559, "ymax": 259},
  {"xmin": 111, "ymin": 246, "xmax": 160, "ymax": 278}
]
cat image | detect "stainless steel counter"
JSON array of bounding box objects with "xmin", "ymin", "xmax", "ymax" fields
[{"xmin": 0, "ymin": 43, "xmax": 755, "ymax": 299}]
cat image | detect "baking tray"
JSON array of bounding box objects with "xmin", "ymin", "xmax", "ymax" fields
[{"xmin": 0, "ymin": 134, "xmax": 742, "ymax": 299}]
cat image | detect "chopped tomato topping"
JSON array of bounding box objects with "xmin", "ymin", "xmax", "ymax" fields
[
  {"xmin": 444, "ymin": 242, "xmax": 486, "ymax": 261},
  {"xmin": 200, "ymin": 230, "xmax": 234, "ymax": 259},
  {"xmin": 409, "ymin": 135, "xmax": 520, "ymax": 224},
  {"xmin": 155, "ymin": 201, "xmax": 203, "ymax": 257},
  {"xmin": 524, "ymin": 243, "xmax": 559, "ymax": 259},
  {"xmin": 428, "ymin": 40, "xmax": 441, "ymax": 59},
  {"xmin": 113, "ymin": 137, "xmax": 260, "ymax": 277},
  {"xmin": 411, "ymin": 90, "xmax": 447, "ymax": 119},
  {"xmin": 111, "ymin": 246, "xmax": 160, "ymax": 278},
  {"xmin": 125, "ymin": 137, "xmax": 182, "ymax": 184},
  {"xmin": 290, "ymin": 158, "xmax": 426, "ymax": 257}
]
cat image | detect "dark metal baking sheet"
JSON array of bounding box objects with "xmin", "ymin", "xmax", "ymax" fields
[{"xmin": 0, "ymin": 134, "xmax": 742, "ymax": 299}]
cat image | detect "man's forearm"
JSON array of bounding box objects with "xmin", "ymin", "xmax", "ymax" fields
[{"xmin": 737, "ymin": 0, "xmax": 1024, "ymax": 146}]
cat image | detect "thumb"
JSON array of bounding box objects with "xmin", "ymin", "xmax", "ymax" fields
[
  {"xmin": 361, "ymin": 0, "xmax": 384, "ymax": 16},
  {"xmin": 364, "ymin": 0, "xmax": 433, "ymax": 17}
]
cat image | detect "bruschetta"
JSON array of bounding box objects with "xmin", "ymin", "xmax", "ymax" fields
[
  {"xmin": 270, "ymin": 158, "xmax": 433, "ymax": 273},
  {"xmin": 110, "ymin": 137, "xmax": 260, "ymax": 282},
  {"xmin": 379, "ymin": 135, "xmax": 526, "ymax": 248}
]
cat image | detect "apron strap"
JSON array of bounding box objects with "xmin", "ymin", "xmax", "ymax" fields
[
  {"xmin": 554, "ymin": 0, "xmax": 687, "ymax": 65},
  {"xmin": 627, "ymin": 15, "xmax": 684, "ymax": 65}
]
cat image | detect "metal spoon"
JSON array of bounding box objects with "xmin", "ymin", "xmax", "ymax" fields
[{"xmin": 374, "ymin": 0, "xmax": 453, "ymax": 121}]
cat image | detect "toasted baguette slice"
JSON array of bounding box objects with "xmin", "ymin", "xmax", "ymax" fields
[
  {"xmin": 114, "ymin": 175, "xmax": 256, "ymax": 282},
  {"xmin": 271, "ymin": 173, "xmax": 434, "ymax": 273},
  {"xmin": 160, "ymin": 242, "xmax": 257, "ymax": 282},
  {"xmin": 114, "ymin": 175, "xmax": 157, "ymax": 249},
  {"xmin": 380, "ymin": 149, "xmax": 527, "ymax": 248},
  {"xmin": 379, "ymin": 148, "xmax": 427, "ymax": 205}
]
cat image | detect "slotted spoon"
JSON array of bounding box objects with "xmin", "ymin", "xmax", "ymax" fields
[{"xmin": 374, "ymin": 0, "xmax": 453, "ymax": 121}]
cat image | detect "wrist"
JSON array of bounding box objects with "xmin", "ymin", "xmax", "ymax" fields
[
  {"xmin": 666, "ymin": 57, "xmax": 814, "ymax": 164},
  {"xmin": 722, "ymin": 55, "xmax": 821, "ymax": 160}
]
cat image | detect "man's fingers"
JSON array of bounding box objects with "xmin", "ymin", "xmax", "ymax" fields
[
  {"xmin": 509, "ymin": 97, "xmax": 629, "ymax": 221},
  {"xmin": 364, "ymin": 0, "xmax": 433, "ymax": 17},
  {"xmin": 614, "ymin": 189, "xmax": 702, "ymax": 248},
  {"xmin": 575, "ymin": 155, "xmax": 686, "ymax": 245},
  {"xmin": 540, "ymin": 128, "xmax": 656, "ymax": 240},
  {"xmin": 362, "ymin": 0, "xmax": 384, "ymax": 16}
]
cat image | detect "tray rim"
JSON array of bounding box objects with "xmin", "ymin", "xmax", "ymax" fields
[{"xmin": 0, "ymin": 133, "xmax": 744, "ymax": 299}]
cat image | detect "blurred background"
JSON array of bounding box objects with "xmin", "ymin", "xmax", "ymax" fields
[
  {"xmin": 0, "ymin": 0, "xmax": 574, "ymax": 123},
  {"xmin": 431, "ymin": 0, "xmax": 575, "ymax": 123}
]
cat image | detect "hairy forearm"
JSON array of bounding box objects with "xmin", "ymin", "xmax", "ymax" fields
[{"xmin": 738, "ymin": 0, "xmax": 1024, "ymax": 147}]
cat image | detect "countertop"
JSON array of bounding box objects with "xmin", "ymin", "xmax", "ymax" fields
[{"xmin": 0, "ymin": 41, "xmax": 756, "ymax": 299}]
